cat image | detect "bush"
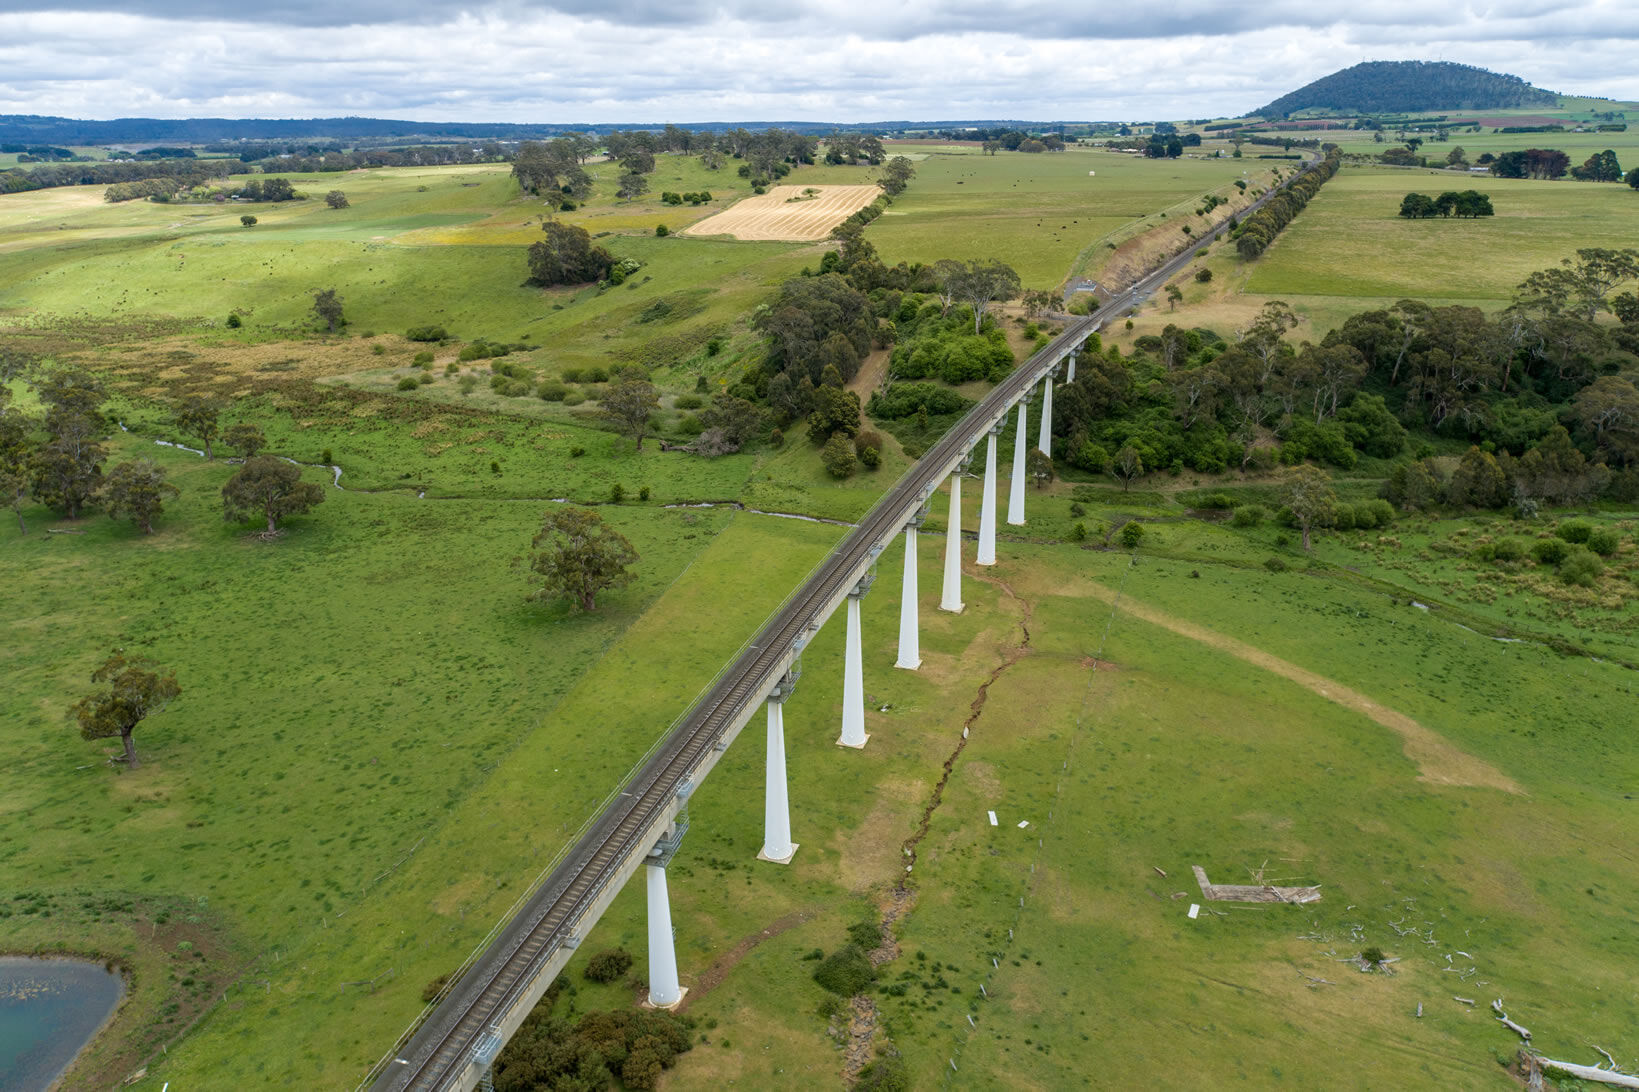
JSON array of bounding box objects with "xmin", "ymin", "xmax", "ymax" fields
[
  {"xmin": 584, "ymin": 948, "xmax": 633, "ymax": 983},
  {"xmin": 396, "ymin": 376, "xmax": 419, "ymax": 391},
  {"xmin": 418, "ymin": 372, "xmax": 435, "ymax": 386},
  {"xmin": 1194, "ymin": 268, "xmax": 1213, "ymax": 283},
  {"xmin": 1560, "ymin": 545, "xmax": 1604, "ymax": 587},
  {"xmin": 822, "ymin": 433, "xmax": 857, "ymax": 479},
  {"xmin": 813, "ymin": 945, "xmax": 876, "ymax": 995},
  {"xmin": 1587, "ymin": 527, "xmax": 1621, "ymax": 556},
  {"xmin": 856, "ymin": 1052, "xmax": 911, "ymax": 1092},
  {"xmin": 1491, "ymin": 537, "xmax": 1528, "ymax": 563},
  {"xmin": 655, "ymin": 224, "xmax": 669, "ymax": 237},
  {"xmin": 1556, "ymin": 519, "xmax": 1593, "ymax": 544},
  {"xmin": 412, "ymin": 350, "xmax": 434, "ymax": 366},
  {"xmin": 673, "ymin": 394, "xmax": 703, "ymax": 410},
  {"xmin": 538, "ymin": 381, "xmax": 569, "ymax": 402},
  {"xmin": 1264, "ymin": 556, "xmax": 1288, "ymax": 573},
  {"xmin": 445, "ymin": 361, "xmax": 459, "ymax": 375},
  {"xmin": 569, "ymin": 445, "xmax": 586, "ymax": 457},
  {"xmin": 406, "ymin": 325, "xmax": 447, "ymax": 342},
  {"xmin": 226, "ymin": 313, "xmax": 242, "ymax": 328},
  {"xmin": 1230, "ymin": 505, "xmax": 1264, "ymax": 527},
  {"xmin": 1069, "ymin": 521, "xmax": 1087, "ymax": 542},
  {"xmin": 859, "ymin": 445, "xmax": 881, "ymax": 469},
  {"xmin": 1363, "ymin": 499, "xmax": 1395, "ymax": 527},
  {"xmin": 562, "ymin": 367, "xmax": 584, "ymax": 383},
  {"xmin": 1119, "ymin": 521, "xmax": 1145, "ymax": 548},
  {"xmin": 1532, "ymin": 538, "xmax": 1570, "ymax": 565},
  {"xmin": 563, "ymin": 392, "xmax": 586, "ymax": 407}
]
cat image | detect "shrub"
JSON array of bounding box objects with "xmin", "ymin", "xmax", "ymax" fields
[
  {"xmin": 813, "ymin": 945, "xmax": 876, "ymax": 995},
  {"xmin": 585, "ymin": 366, "xmax": 610, "ymax": 383},
  {"xmin": 1555, "ymin": 519, "xmax": 1593, "ymax": 544},
  {"xmin": 1532, "ymin": 538, "xmax": 1570, "ymax": 565},
  {"xmin": 562, "ymin": 367, "xmax": 585, "ymax": 383},
  {"xmin": 822, "ymin": 433, "xmax": 857, "ymax": 479},
  {"xmin": 1119, "ymin": 521, "xmax": 1145, "ymax": 548},
  {"xmin": 1560, "ymin": 546, "xmax": 1604, "ymax": 586},
  {"xmin": 412, "ymin": 350, "xmax": 434, "ymax": 366},
  {"xmin": 406, "ymin": 325, "xmax": 447, "ymax": 342},
  {"xmin": 609, "ymin": 483, "xmax": 625, "ymax": 503},
  {"xmin": 1195, "ymin": 268, "xmax": 1213, "ymax": 283},
  {"xmin": 1196, "ymin": 492, "xmax": 1235, "ymax": 510},
  {"xmin": 674, "ymin": 394, "xmax": 704, "ymax": 410},
  {"xmin": 1231, "ymin": 505, "xmax": 1264, "ymax": 527},
  {"xmin": 418, "ymin": 372, "xmax": 435, "ymax": 385},
  {"xmin": 1587, "ymin": 527, "xmax": 1621, "ymax": 556},
  {"xmin": 1069, "ymin": 521, "xmax": 1087, "ymax": 542},
  {"xmin": 396, "ymin": 376, "xmax": 419, "ymax": 391},
  {"xmin": 445, "ymin": 362, "xmax": 459, "ymax": 375},
  {"xmin": 1491, "ymin": 537, "xmax": 1528, "ymax": 563},
  {"xmin": 1364, "ymin": 499, "xmax": 1395, "ymax": 527},
  {"xmin": 655, "ymin": 224, "xmax": 669, "ymax": 237},
  {"xmin": 225, "ymin": 313, "xmax": 242, "ymax": 328},
  {"xmin": 584, "ymin": 948, "xmax": 633, "ymax": 983},
  {"xmin": 860, "ymin": 445, "xmax": 880, "ymax": 469},
  {"xmin": 563, "ymin": 392, "xmax": 586, "ymax": 407},
  {"xmin": 569, "ymin": 445, "xmax": 586, "ymax": 457},
  {"xmin": 538, "ymin": 381, "xmax": 569, "ymax": 402},
  {"xmin": 639, "ymin": 486, "xmax": 651, "ymax": 502},
  {"xmin": 1264, "ymin": 556, "xmax": 1287, "ymax": 573},
  {"xmin": 855, "ymin": 1052, "xmax": 911, "ymax": 1092}
]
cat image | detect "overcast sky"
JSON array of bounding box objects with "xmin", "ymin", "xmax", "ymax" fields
[{"xmin": 1, "ymin": 1, "xmax": 1635, "ymax": 123}]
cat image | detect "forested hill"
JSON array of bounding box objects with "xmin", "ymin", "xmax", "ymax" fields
[{"xmin": 1252, "ymin": 61, "xmax": 1559, "ymax": 118}]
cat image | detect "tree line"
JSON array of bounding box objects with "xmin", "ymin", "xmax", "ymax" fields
[
  {"xmin": 1397, "ymin": 190, "xmax": 1494, "ymax": 218},
  {"xmin": 1233, "ymin": 147, "xmax": 1342, "ymax": 259}
]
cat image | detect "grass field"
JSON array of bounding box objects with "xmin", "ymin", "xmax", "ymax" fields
[
  {"xmin": 865, "ymin": 145, "xmax": 1258, "ymax": 289},
  {"xmin": 522, "ymin": 499, "xmax": 1639, "ymax": 1090}
]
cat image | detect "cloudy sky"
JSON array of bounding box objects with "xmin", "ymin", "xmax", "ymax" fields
[{"xmin": 1, "ymin": 1, "xmax": 1635, "ymax": 123}]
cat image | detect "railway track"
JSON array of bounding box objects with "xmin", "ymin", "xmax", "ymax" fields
[{"xmin": 367, "ymin": 158, "xmax": 1317, "ymax": 1091}]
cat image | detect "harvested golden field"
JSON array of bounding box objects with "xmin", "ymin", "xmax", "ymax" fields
[{"xmin": 681, "ymin": 183, "xmax": 881, "ymax": 241}]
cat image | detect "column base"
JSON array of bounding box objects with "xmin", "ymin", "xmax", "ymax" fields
[
  {"xmin": 756, "ymin": 843, "xmax": 799, "ymax": 865},
  {"xmin": 642, "ymin": 986, "xmax": 689, "ymax": 1011},
  {"xmin": 976, "ymin": 558, "xmax": 997, "ymax": 567},
  {"xmin": 938, "ymin": 602, "xmax": 965, "ymax": 614},
  {"xmin": 836, "ymin": 734, "xmax": 870, "ymax": 750},
  {"xmin": 1005, "ymin": 519, "xmax": 1025, "ymax": 527},
  {"xmin": 894, "ymin": 657, "xmax": 922, "ymax": 671}
]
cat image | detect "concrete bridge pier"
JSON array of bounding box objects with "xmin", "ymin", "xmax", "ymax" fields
[
  {"xmin": 1037, "ymin": 369, "xmax": 1057, "ymax": 458},
  {"xmin": 978, "ymin": 425, "xmax": 1000, "ymax": 566},
  {"xmin": 839, "ymin": 573, "xmax": 874, "ymax": 749},
  {"xmin": 1008, "ymin": 395, "xmax": 1030, "ymax": 526},
  {"xmin": 644, "ymin": 863, "xmax": 684, "ymax": 1008},
  {"xmin": 895, "ymin": 512, "xmax": 924, "ymax": 670},
  {"xmin": 940, "ymin": 467, "xmax": 965, "ymax": 613},
  {"xmin": 759, "ymin": 679, "xmax": 798, "ymax": 863},
  {"xmin": 1066, "ymin": 350, "xmax": 1077, "ymax": 383}
]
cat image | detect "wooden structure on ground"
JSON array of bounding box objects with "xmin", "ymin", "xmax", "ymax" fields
[{"xmin": 1192, "ymin": 865, "xmax": 1321, "ymax": 904}]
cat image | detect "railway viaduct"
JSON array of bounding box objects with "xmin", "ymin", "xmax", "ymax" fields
[{"xmin": 365, "ymin": 158, "xmax": 1317, "ymax": 1092}]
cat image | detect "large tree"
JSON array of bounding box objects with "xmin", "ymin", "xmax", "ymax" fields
[
  {"xmin": 877, "ymin": 156, "xmax": 915, "ymax": 196},
  {"xmin": 223, "ymin": 422, "xmax": 266, "ymax": 459},
  {"xmin": 72, "ymin": 651, "xmax": 181, "ymax": 769},
  {"xmin": 313, "ymin": 288, "xmax": 345, "ymax": 333},
  {"xmin": 175, "ymin": 396, "xmax": 221, "ymax": 458},
  {"xmin": 1282, "ymin": 464, "xmax": 1337, "ymax": 552},
  {"xmin": 527, "ymin": 220, "xmax": 614, "ymax": 286},
  {"xmin": 100, "ymin": 459, "xmax": 179, "ymax": 534},
  {"xmin": 222, "ymin": 455, "xmax": 325, "ymax": 533},
  {"xmin": 598, "ymin": 376, "xmax": 660, "ymax": 450},
  {"xmin": 28, "ymin": 413, "xmax": 105, "ymax": 519},
  {"xmin": 940, "ymin": 259, "xmax": 1022, "ymax": 335},
  {"xmin": 526, "ymin": 506, "xmax": 639, "ymax": 611}
]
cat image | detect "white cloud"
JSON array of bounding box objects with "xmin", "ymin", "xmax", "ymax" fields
[{"xmin": 0, "ymin": 3, "xmax": 1634, "ymax": 122}]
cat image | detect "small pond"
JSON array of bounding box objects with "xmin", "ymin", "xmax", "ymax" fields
[{"xmin": 0, "ymin": 956, "xmax": 125, "ymax": 1091}]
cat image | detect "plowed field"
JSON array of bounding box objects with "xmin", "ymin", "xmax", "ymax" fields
[{"xmin": 681, "ymin": 184, "xmax": 880, "ymax": 241}]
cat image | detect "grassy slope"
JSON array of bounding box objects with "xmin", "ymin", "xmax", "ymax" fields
[
  {"xmin": 568, "ymin": 506, "xmax": 1639, "ymax": 1090},
  {"xmin": 865, "ymin": 146, "xmax": 1254, "ymax": 289}
]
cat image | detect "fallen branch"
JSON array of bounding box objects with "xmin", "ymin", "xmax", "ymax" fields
[
  {"xmin": 1534, "ymin": 1056, "xmax": 1639, "ymax": 1089},
  {"xmin": 1591, "ymin": 1045, "xmax": 1619, "ymax": 1070},
  {"xmin": 47, "ymin": 527, "xmax": 85, "ymax": 534},
  {"xmin": 1493, "ymin": 999, "xmax": 1531, "ymax": 1042},
  {"xmin": 1453, "ymin": 996, "xmax": 1476, "ymax": 1006}
]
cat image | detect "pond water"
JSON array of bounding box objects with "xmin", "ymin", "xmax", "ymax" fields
[{"xmin": 0, "ymin": 956, "xmax": 125, "ymax": 1091}]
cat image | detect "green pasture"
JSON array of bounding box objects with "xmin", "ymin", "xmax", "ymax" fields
[
  {"xmin": 545, "ymin": 516, "xmax": 1639, "ymax": 1089},
  {"xmin": 865, "ymin": 147, "xmax": 1256, "ymax": 289},
  {"xmin": 1328, "ymin": 127, "xmax": 1639, "ymax": 166},
  {"xmin": 1241, "ymin": 164, "xmax": 1639, "ymax": 319}
]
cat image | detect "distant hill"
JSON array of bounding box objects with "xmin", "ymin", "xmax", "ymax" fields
[{"xmin": 1251, "ymin": 61, "xmax": 1559, "ymax": 118}]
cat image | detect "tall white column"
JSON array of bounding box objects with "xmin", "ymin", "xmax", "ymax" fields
[
  {"xmin": 978, "ymin": 430, "xmax": 999, "ymax": 566},
  {"xmin": 940, "ymin": 472, "xmax": 964, "ymax": 613},
  {"xmin": 645, "ymin": 864, "xmax": 683, "ymax": 1008},
  {"xmin": 1037, "ymin": 372, "xmax": 1055, "ymax": 458},
  {"xmin": 1007, "ymin": 398, "xmax": 1029, "ymax": 526},
  {"xmin": 1067, "ymin": 351, "xmax": 1077, "ymax": 383},
  {"xmin": 895, "ymin": 524, "xmax": 921, "ymax": 670},
  {"xmin": 839, "ymin": 594, "xmax": 868, "ymax": 749},
  {"xmin": 758, "ymin": 698, "xmax": 796, "ymax": 863}
]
